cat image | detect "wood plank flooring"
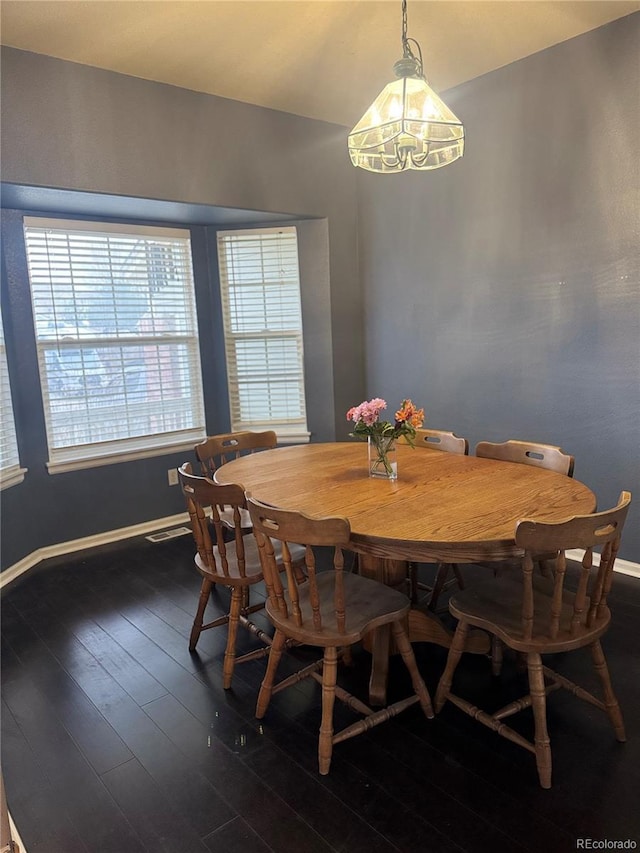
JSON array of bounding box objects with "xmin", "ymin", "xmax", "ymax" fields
[{"xmin": 2, "ymin": 536, "xmax": 639, "ymax": 853}]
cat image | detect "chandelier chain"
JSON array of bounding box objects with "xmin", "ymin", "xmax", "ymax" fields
[
  {"xmin": 400, "ymin": 0, "xmax": 423, "ymax": 75},
  {"xmin": 401, "ymin": 0, "xmax": 408, "ymax": 47}
]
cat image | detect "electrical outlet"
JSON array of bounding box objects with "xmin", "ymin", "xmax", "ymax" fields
[{"xmin": 167, "ymin": 468, "xmax": 179, "ymax": 486}]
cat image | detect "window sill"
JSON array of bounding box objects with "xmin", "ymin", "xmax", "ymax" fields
[
  {"xmin": 277, "ymin": 431, "xmax": 311, "ymax": 445},
  {"xmin": 0, "ymin": 467, "xmax": 27, "ymax": 490},
  {"xmin": 46, "ymin": 439, "xmax": 204, "ymax": 474}
]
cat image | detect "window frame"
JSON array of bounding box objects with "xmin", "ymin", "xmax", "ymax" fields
[
  {"xmin": 217, "ymin": 226, "xmax": 310, "ymax": 443},
  {"xmin": 23, "ymin": 216, "xmax": 206, "ymax": 473}
]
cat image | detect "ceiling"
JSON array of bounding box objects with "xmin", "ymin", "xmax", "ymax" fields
[{"xmin": 1, "ymin": 0, "xmax": 638, "ymax": 127}]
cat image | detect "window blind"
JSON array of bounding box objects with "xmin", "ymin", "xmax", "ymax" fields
[
  {"xmin": 0, "ymin": 304, "xmax": 25, "ymax": 488},
  {"xmin": 217, "ymin": 227, "xmax": 309, "ymax": 441},
  {"xmin": 24, "ymin": 217, "xmax": 206, "ymax": 472}
]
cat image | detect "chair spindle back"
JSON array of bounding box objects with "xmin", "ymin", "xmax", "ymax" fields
[
  {"xmin": 179, "ymin": 462, "xmax": 250, "ymax": 579},
  {"xmin": 247, "ymin": 497, "xmax": 351, "ymax": 634},
  {"xmin": 195, "ymin": 431, "xmax": 277, "ymax": 478},
  {"xmin": 515, "ymin": 491, "xmax": 631, "ymax": 641}
]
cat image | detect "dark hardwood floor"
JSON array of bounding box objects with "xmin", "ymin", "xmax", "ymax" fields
[{"xmin": 2, "ymin": 535, "xmax": 639, "ymax": 853}]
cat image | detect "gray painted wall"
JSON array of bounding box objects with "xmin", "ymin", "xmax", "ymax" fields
[
  {"xmin": 358, "ymin": 14, "xmax": 640, "ymax": 561},
  {"xmin": 0, "ymin": 48, "xmax": 362, "ymax": 570},
  {"xmin": 2, "ymin": 14, "xmax": 639, "ymax": 570}
]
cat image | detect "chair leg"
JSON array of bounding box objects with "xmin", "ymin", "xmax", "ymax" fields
[
  {"xmin": 451, "ymin": 563, "xmax": 465, "ymax": 590},
  {"xmin": 527, "ymin": 652, "xmax": 552, "ymax": 789},
  {"xmin": 408, "ymin": 562, "xmax": 418, "ymax": 604},
  {"xmin": 189, "ymin": 578, "xmax": 213, "ymax": 651},
  {"xmin": 491, "ymin": 635, "xmax": 504, "ymax": 676},
  {"xmin": 391, "ymin": 621, "xmax": 434, "ymax": 718},
  {"xmin": 241, "ymin": 586, "xmax": 250, "ymax": 611},
  {"xmin": 340, "ymin": 645, "xmax": 354, "ymax": 667},
  {"xmin": 590, "ymin": 640, "xmax": 626, "ymax": 742},
  {"xmin": 427, "ymin": 563, "xmax": 465, "ymax": 610},
  {"xmin": 537, "ymin": 558, "xmax": 555, "ymax": 578},
  {"xmin": 427, "ymin": 563, "xmax": 451, "ymax": 611},
  {"xmin": 319, "ymin": 646, "xmax": 338, "ymax": 775},
  {"xmin": 223, "ymin": 586, "xmax": 243, "ymax": 689},
  {"xmin": 256, "ymin": 630, "xmax": 287, "ymax": 719},
  {"xmin": 435, "ymin": 620, "xmax": 469, "ymax": 712}
]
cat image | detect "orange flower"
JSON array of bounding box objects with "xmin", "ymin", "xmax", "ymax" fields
[
  {"xmin": 396, "ymin": 399, "xmax": 423, "ymax": 427},
  {"xmin": 395, "ymin": 399, "xmax": 411, "ymax": 422}
]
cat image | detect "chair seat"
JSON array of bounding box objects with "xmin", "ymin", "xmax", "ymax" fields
[
  {"xmin": 266, "ymin": 572, "xmax": 410, "ymax": 646},
  {"xmin": 218, "ymin": 505, "xmax": 252, "ymax": 530},
  {"xmin": 449, "ymin": 574, "xmax": 610, "ymax": 653},
  {"xmin": 196, "ymin": 536, "xmax": 305, "ymax": 586},
  {"xmin": 195, "ymin": 533, "xmax": 263, "ymax": 585}
]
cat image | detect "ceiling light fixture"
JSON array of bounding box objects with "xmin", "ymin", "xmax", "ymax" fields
[{"xmin": 348, "ymin": 0, "xmax": 465, "ymax": 173}]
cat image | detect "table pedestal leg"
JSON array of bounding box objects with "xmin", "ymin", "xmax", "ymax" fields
[
  {"xmin": 357, "ymin": 554, "xmax": 490, "ymax": 705},
  {"xmin": 357, "ymin": 554, "xmax": 408, "ymax": 589},
  {"xmin": 408, "ymin": 607, "xmax": 491, "ymax": 654}
]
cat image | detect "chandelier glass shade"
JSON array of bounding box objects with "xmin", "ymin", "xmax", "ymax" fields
[{"xmin": 348, "ymin": 1, "xmax": 464, "ymax": 173}]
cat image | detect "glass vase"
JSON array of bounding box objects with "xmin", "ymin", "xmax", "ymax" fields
[{"xmin": 368, "ymin": 434, "xmax": 398, "ymax": 480}]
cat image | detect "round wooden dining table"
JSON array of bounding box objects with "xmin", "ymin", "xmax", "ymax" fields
[{"xmin": 215, "ymin": 441, "xmax": 596, "ymax": 703}]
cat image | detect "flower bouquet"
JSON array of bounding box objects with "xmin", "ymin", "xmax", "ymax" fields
[{"xmin": 347, "ymin": 398, "xmax": 425, "ymax": 479}]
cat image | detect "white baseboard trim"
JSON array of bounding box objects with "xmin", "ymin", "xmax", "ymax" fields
[
  {"xmin": 0, "ymin": 511, "xmax": 192, "ymax": 590},
  {"xmin": 565, "ymin": 549, "xmax": 640, "ymax": 579},
  {"xmin": 9, "ymin": 811, "xmax": 26, "ymax": 853}
]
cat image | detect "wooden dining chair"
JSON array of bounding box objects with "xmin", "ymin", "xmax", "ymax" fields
[
  {"xmin": 476, "ymin": 438, "xmax": 574, "ymax": 476},
  {"xmin": 435, "ymin": 491, "xmax": 631, "ymax": 788},
  {"xmin": 410, "ymin": 428, "xmax": 469, "ymax": 610},
  {"xmin": 195, "ymin": 431, "xmax": 277, "ymax": 530},
  {"xmin": 179, "ymin": 462, "xmax": 301, "ymax": 689},
  {"xmin": 477, "ymin": 440, "xmax": 574, "ymax": 562},
  {"xmin": 247, "ymin": 496, "xmax": 434, "ymax": 775},
  {"xmin": 414, "ymin": 428, "xmax": 469, "ymax": 456},
  {"xmin": 475, "ymin": 440, "xmax": 577, "ymax": 673}
]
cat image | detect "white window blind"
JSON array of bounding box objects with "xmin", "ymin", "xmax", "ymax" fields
[
  {"xmin": 0, "ymin": 304, "xmax": 25, "ymax": 489},
  {"xmin": 24, "ymin": 218, "xmax": 206, "ymax": 472},
  {"xmin": 217, "ymin": 227, "xmax": 309, "ymax": 442}
]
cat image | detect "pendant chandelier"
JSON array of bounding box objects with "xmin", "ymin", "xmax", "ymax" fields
[{"xmin": 348, "ymin": 0, "xmax": 465, "ymax": 173}]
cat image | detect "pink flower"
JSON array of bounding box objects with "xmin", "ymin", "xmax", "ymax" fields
[
  {"xmin": 361, "ymin": 408, "xmax": 379, "ymax": 426},
  {"xmin": 368, "ymin": 398, "xmax": 387, "ymax": 411},
  {"xmin": 347, "ymin": 398, "xmax": 387, "ymax": 427}
]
